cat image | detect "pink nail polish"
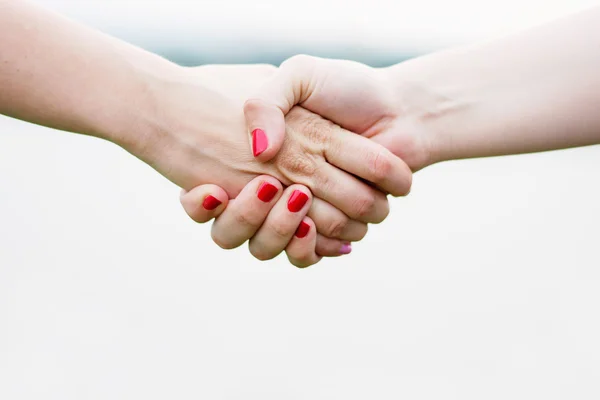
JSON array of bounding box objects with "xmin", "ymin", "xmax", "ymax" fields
[
  {"xmin": 252, "ymin": 129, "xmax": 268, "ymax": 157},
  {"xmin": 340, "ymin": 243, "xmax": 352, "ymax": 255}
]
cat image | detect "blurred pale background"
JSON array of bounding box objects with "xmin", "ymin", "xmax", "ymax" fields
[{"xmin": 1, "ymin": 1, "xmax": 600, "ymax": 399}]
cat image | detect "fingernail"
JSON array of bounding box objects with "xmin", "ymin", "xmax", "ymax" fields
[
  {"xmin": 252, "ymin": 129, "xmax": 268, "ymax": 157},
  {"xmin": 295, "ymin": 221, "xmax": 310, "ymax": 238},
  {"xmin": 257, "ymin": 182, "xmax": 278, "ymax": 202},
  {"xmin": 287, "ymin": 190, "xmax": 309, "ymax": 212},
  {"xmin": 202, "ymin": 195, "xmax": 222, "ymax": 210},
  {"xmin": 340, "ymin": 243, "xmax": 352, "ymax": 255}
]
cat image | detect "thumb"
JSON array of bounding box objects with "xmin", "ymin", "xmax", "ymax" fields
[
  {"xmin": 180, "ymin": 184, "xmax": 229, "ymax": 224},
  {"xmin": 244, "ymin": 55, "xmax": 321, "ymax": 162}
]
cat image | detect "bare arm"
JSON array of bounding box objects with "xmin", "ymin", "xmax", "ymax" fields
[
  {"xmin": 243, "ymin": 7, "xmax": 600, "ymax": 174},
  {"xmin": 0, "ymin": 0, "xmax": 176, "ymax": 154},
  {"xmin": 385, "ymin": 6, "xmax": 600, "ymax": 165},
  {"xmin": 0, "ymin": 0, "xmax": 410, "ymax": 254}
]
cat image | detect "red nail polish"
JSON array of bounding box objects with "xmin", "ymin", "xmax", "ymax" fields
[
  {"xmin": 252, "ymin": 129, "xmax": 268, "ymax": 157},
  {"xmin": 202, "ymin": 195, "xmax": 222, "ymax": 210},
  {"xmin": 287, "ymin": 190, "xmax": 308, "ymax": 212},
  {"xmin": 295, "ymin": 221, "xmax": 310, "ymax": 238},
  {"xmin": 257, "ymin": 182, "xmax": 278, "ymax": 202}
]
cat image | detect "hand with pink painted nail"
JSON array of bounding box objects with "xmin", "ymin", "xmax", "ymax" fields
[
  {"xmin": 131, "ymin": 63, "xmax": 403, "ymax": 228},
  {"xmin": 6, "ymin": 0, "xmax": 600, "ymax": 268},
  {"xmin": 169, "ymin": 65, "xmax": 382, "ymax": 266},
  {"xmin": 180, "ymin": 176, "xmax": 352, "ymax": 268}
]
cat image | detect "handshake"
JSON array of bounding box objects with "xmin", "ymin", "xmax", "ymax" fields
[
  {"xmin": 4, "ymin": 2, "xmax": 600, "ymax": 268},
  {"xmin": 160, "ymin": 57, "xmax": 431, "ymax": 267}
]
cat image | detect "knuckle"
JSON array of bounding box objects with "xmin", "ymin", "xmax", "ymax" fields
[
  {"xmin": 327, "ymin": 136, "xmax": 342, "ymax": 156},
  {"xmin": 279, "ymin": 151, "xmax": 318, "ymax": 178},
  {"xmin": 290, "ymin": 255, "xmax": 313, "ymax": 269},
  {"xmin": 249, "ymin": 243, "xmax": 276, "ymax": 261},
  {"xmin": 314, "ymin": 169, "xmax": 331, "ymax": 193},
  {"xmin": 326, "ymin": 216, "xmax": 350, "ymax": 238},
  {"xmin": 233, "ymin": 208, "xmax": 256, "ymax": 228},
  {"xmin": 285, "ymin": 108, "xmax": 330, "ymax": 147},
  {"xmin": 367, "ymin": 149, "xmax": 393, "ymax": 184},
  {"xmin": 352, "ymin": 193, "xmax": 377, "ymax": 219},
  {"xmin": 211, "ymin": 231, "xmax": 237, "ymax": 250},
  {"xmin": 305, "ymin": 118, "xmax": 331, "ymax": 147},
  {"xmin": 283, "ymin": 106, "xmax": 304, "ymax": 123},
  {"xmin": 336, "ymin": 220, "xmax": 368, "ymax": 242},
  {"xmin": 270, "ymin": 221, "xmax": 292, "ymax": 240}
]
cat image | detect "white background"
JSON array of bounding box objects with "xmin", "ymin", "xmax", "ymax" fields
[{"xmin": 1, "ymin": 1, "xmax": 600, "ymax": 399}]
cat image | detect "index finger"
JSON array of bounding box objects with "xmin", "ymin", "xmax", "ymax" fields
[{"xmin": 324, "ymin": 128, "xmax": 412, "ymax": 197}]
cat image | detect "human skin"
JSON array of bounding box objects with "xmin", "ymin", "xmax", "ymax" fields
[
  {"xmin": 244, "ymin": 7, "xmax": 600, "ymax": 170},
  {"xmin": 180, "ymin": 175, "xmax": 349, "ymax": 267},
  {"xmin": 190, "ymin": 6, "xmax": 600, "ymax": 266},
  {"xmin": 0, "ymin": 1, "xmax": 414, "ymax": 253}
]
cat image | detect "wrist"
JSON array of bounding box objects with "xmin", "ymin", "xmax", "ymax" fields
[
  {"xmin": 99, "ymin": 54, "xmax": 184, "ymax": 160},
  {"xmin": 381, "ymin": 49, "xmax": 484, "ymax": 169},
  {"xmin": 380, "ymin": 55, "xmax": 455, "ymax": 169},
  {"xmin": 114, "ymin": 63, "xmax": 261, "ymax": 192}
]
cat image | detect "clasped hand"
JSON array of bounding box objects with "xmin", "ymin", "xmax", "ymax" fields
[
  {"xmin": 4, "ymin": 2, "xmax": 598, "ymax": 268},
  {"xmin": 162, "ymin": 57, "xmax": 427, "ymax": 267}
]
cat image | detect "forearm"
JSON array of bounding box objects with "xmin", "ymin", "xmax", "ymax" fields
[
  {"xmin": 386, "ymin": 7, "xmax": 600, "ymax": 165},
  {"xmin": 0, "ymin": 0, "xmax": 177, "ymax": 154}
]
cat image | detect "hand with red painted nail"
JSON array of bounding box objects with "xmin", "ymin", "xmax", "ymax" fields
[
  {"xmin": 1, "ymin": 4, "xmax": 391, "ymax": 255},
  {"xmin": 8, "ymin": 1, "xmax": 600, "ymax": 268},
  {"xmin": 180, "ymin": 176, "xmax": 353, "ymax": 268},
  {"xmin": 170, "ymin": 65, "xmax": 377, "ymax": 266},
  {"xmin": 244, "ymin": 55, "xmax": 424, "ymax": 186},
  {"xmin": 144, "ymin": 64, "xmax": 396, "ymax": 227}
]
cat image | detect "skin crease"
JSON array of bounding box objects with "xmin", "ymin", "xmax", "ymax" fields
[
  {"xmin": 178, "ymin": 63, "xmax": 416, "ymax": 266},
  {"xmin": 12, "ymin": 2, "xmax": 600, "ymax": 267},
  {"xmin": 189, "ymin": 7, "xmax": 600, "ymax": 266},
  {"xmin": 153, "ymin": 67, "xmax": 383, "ymax": 262},
  {"xmin": 173, "ymin": 64, "xmax": 410, "ymax": 203},
  {"xmin": 242, "ymin": 55, "xmax": 432, "ymax": 173},
  {"xmin": 176, "ymin": 60, "xmax": 424, "ymax": 266},
  {"xmin": 244, "ymin": 8, "xmax": 600, "ymax": 171},
  {"xmin": 0, "ymin": 2, "xmax": 410, "ymax": 258},
  {"xmin": 180, "ymin": 175, "xmax": 353, "ymax": 267},
  {"xmin": 141, "ymin": 64, "xmax": 394, "ymax": 226}
]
